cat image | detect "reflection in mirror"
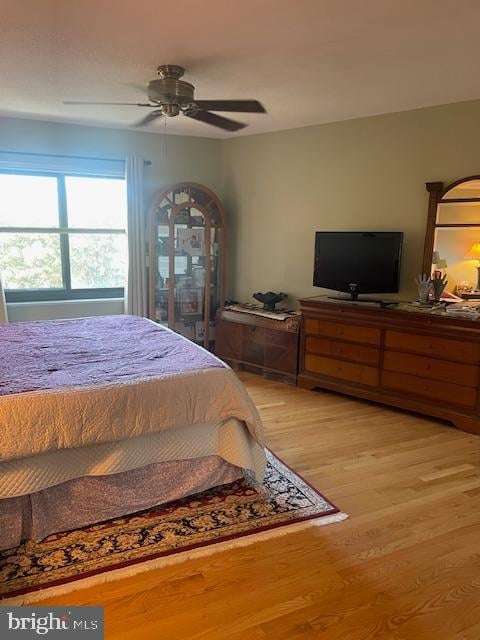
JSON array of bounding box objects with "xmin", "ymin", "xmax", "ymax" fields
[
  {"xmin": 437, "ymin": 201, "xmax": 480, "ymax": 225},
  {"xmin": 442, "ymin": 179, "xmax": 480, "ymax": 200},
  {"xmin": 433, "ymin": 228, "xmax": 480, "ymax": 294},
  {"xmin": 424, "ymin": 177, "xmax": 480, "ymax": 300}
]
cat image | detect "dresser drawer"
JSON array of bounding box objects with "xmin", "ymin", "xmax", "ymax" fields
[
  {"xmin": 385, "ymin": 330, "xmax": 480, "ymax": 364},
  {"xmin": 382, "ymin": 371, "xmax": 477, "ymax": 408},
  {"xmin": 306, "ymin": 336, "xmax": 380, "ymax": 366},
  {"xmin": 304, "ymin": 318, "xmax": 381, "ymax": 346},
  {"xmin": 305, "ymin": 354, "xmax": 378, "ymax": 386},
  {"xmin": 383, "ymin": 351, "xmax": 479, "ymax": 387}
]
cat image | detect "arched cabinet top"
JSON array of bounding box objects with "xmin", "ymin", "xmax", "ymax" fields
[{"xmin": 148, "ymin": 182, "xmax": 226, "ymax": 228}]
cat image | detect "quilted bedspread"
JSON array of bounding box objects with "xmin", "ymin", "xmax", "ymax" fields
[
  {"xmin": 0, "ymin": 315, "xmax": 264, "ymax": 462},
  {"xmin": 0, "ymin": 314, "xmax": 223, "ymax": 395}
]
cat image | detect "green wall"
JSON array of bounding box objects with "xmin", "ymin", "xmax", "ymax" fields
[{"xmin": 221, "ymin": 99, "xmax": 480, "ymax": 304}]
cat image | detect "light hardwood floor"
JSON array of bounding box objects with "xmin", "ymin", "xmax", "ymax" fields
[{"xmin": 44, "ymin": 372, "xmax": 480, "ymax": 639}]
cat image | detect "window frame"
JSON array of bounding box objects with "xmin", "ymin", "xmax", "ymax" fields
[{"xmin": 0, "ymin": 168, "xmax": 126, "ymax": 303}]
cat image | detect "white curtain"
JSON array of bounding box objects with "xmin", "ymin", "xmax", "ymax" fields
[
  {"xmin": 124, "ymin": 154, "xmax": 147, "ymax": 316},
  {"xmin": 0, "ymin": 272, "xmax": 8, "ymax": 323}
]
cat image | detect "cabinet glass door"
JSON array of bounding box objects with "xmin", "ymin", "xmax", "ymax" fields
[
  {"xmin": 149, "ymin": 183, "xmax": 225, "ymax": 349},
  {"xmin": 174, "ymin": 205, "xmax": 207, "ymax": 344}
]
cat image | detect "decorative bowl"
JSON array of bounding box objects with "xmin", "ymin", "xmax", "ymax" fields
[{"xmin": 252, "ymin": 291, "xmax": 287, "ymax": 311}]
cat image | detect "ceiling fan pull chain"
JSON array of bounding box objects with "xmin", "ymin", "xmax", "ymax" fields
[{"xmin": 164, "ymin": 115, "xmax": 168, "ymax": 161}]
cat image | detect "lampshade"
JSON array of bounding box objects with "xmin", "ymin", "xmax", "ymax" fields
[{"xmin": 464, "ymin": 243, "xmax": 480, "ymax": 261}]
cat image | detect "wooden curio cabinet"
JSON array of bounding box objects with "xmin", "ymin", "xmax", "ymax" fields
[{"xmin": 147, "ymin": 182, "xmax": 225, "ymax": 348}]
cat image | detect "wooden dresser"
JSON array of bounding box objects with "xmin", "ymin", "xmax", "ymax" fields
[
  {"xmin": 298, "ymin": 297, "xmax": 480, "ymax": 434},
  {"xmin": 215, "ymin": 308, "xmax": 301, "ymax": 384}
]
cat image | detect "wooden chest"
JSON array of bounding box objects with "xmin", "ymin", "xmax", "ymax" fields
[{"xmin": 215, "ymin": 308, "xmax": 301, "ymax": 384}]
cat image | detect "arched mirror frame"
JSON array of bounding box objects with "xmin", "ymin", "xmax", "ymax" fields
[
  {"xmin": 147, "ymin": 182, "xmax": 226, "ymax": 347},
  {"xmin": 422, "ymin": 175, "xmax": 480, "ymax": 277}
]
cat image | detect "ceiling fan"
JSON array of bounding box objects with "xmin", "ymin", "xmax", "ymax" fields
[{"xmin": 64, "ymin": 64, "xmax": 266, "ymax": 132}]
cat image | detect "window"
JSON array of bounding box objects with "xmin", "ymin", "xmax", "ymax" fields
[{"xmin": 0, "ymin": 171, "xmax": 127, "ymax": 302}]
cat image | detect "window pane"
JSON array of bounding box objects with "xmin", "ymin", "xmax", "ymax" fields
[
  {"xmin": 0, "ymin": 174, "xmax": 59, "ymax": 227},
  {"xmin": 70, "ymin": 234, "xmax": 126, "ymax": 289},
  {"xmin": 0, "ymin": 233, "xmax": 63, "ymax": 289},
  {"xmin": 65, "ymin": 177, "xmax": 127, "ymax": 229}
]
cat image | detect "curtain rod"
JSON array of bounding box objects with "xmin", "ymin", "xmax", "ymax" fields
[{"xmin": 0, "ymin": 150, "xmax": 152, "ymax": 166}]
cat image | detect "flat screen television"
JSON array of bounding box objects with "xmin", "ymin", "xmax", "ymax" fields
[{"xmin": 313, "ymin": 231, "xmax": 403, "ymax": 300}]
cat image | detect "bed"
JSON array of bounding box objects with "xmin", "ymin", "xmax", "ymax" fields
[{"xmin": 0, "ymin": 315, "xmax": 265, "ymax": 550}]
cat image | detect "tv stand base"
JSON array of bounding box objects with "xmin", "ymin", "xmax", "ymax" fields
[{"xmin": 326, "ymin": 295, "xmax": 398, "ymax": 308}]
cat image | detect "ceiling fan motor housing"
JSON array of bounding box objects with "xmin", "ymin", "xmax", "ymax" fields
[{"xmin": 147, "ymin": 65, "xmax": 195, "ymax": 113}]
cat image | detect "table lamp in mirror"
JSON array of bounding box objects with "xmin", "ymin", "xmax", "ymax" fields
[{"xmin": 464, "ymin": 243, "xmax": 480, "ymax": 290}]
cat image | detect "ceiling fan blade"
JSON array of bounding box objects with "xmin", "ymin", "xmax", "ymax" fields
[
  {"xmin": 63, "ymin": 100, "xmax": 154, "ymax": 107},
  {"xmin": 133, "ymin": 110, "xmax": 164, "ymax": 127},
  {"xmin": 193, "ymin": 100, "xmax": 266, "ymax": 113},
  {"xmin": 184, "ymin": 109, "xmax": 246, "ymax": 132}
]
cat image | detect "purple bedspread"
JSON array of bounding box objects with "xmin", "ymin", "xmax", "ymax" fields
[{"xmin": 0, "ymin": 315, "xmax": 224, "ymax": 396}]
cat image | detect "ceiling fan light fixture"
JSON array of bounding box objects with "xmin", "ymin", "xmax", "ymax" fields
[{"xmin": 161, "ymin": 103, "xmax": 180, "ymax": 117}]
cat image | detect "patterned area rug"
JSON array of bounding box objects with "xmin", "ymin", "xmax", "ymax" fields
[{"xmin": 1, "ymin": 450, "xmax": 347, "ymax": 603}]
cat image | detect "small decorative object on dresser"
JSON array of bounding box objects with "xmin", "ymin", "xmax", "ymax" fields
[
  {"xmin": 431, "ymin": 272, "xmax": 448, "ymax": 303},
  {"xmin": 252, "ymin": 291, "xmax": 288, "ymax": 311},
  {"xmin": 215, "ymin": 305, "xmax": 301, "ymax": 384},
  {"xmin": 415, "ymin": 273, "xmax": 431, "ymax": 304}
]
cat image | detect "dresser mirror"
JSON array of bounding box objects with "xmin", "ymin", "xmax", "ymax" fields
[{"xmin": 423, "ymin": 176, "xmax": 480, "ymax": 300}]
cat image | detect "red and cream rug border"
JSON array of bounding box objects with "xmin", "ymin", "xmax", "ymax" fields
[{"xmin": 2, "ymin": 451, "xmax": 348, "ymax": 604}]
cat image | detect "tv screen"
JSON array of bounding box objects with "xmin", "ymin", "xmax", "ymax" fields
[{"xmin": 313, "ymin": 232, "xmax": 403, "ymax": 297}]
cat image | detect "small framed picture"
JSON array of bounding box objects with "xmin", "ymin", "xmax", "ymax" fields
[
  {"xmin": 177, "ymin": 228, "xmax": 205, "ymax": 256},
  {"xmin": 195, "ymin": 321, "xmax": 205, "ymax": 341},
  {"xmin": 194, "ymin": 320, "xmax": 215, "ymax": 342},
  {"xmin": 179, "ymin": 289, "xmax": 203, "ymax": 316}
]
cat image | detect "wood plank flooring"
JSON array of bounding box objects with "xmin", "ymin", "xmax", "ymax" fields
[{"xmin": 42, "ymin": 372, "xmax": 480, "ymax": 639}]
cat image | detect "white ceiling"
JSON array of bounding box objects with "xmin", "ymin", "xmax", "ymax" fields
[{"xmin": 2, "ymin": 0, "xmax": 480, "ymax": 139}]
